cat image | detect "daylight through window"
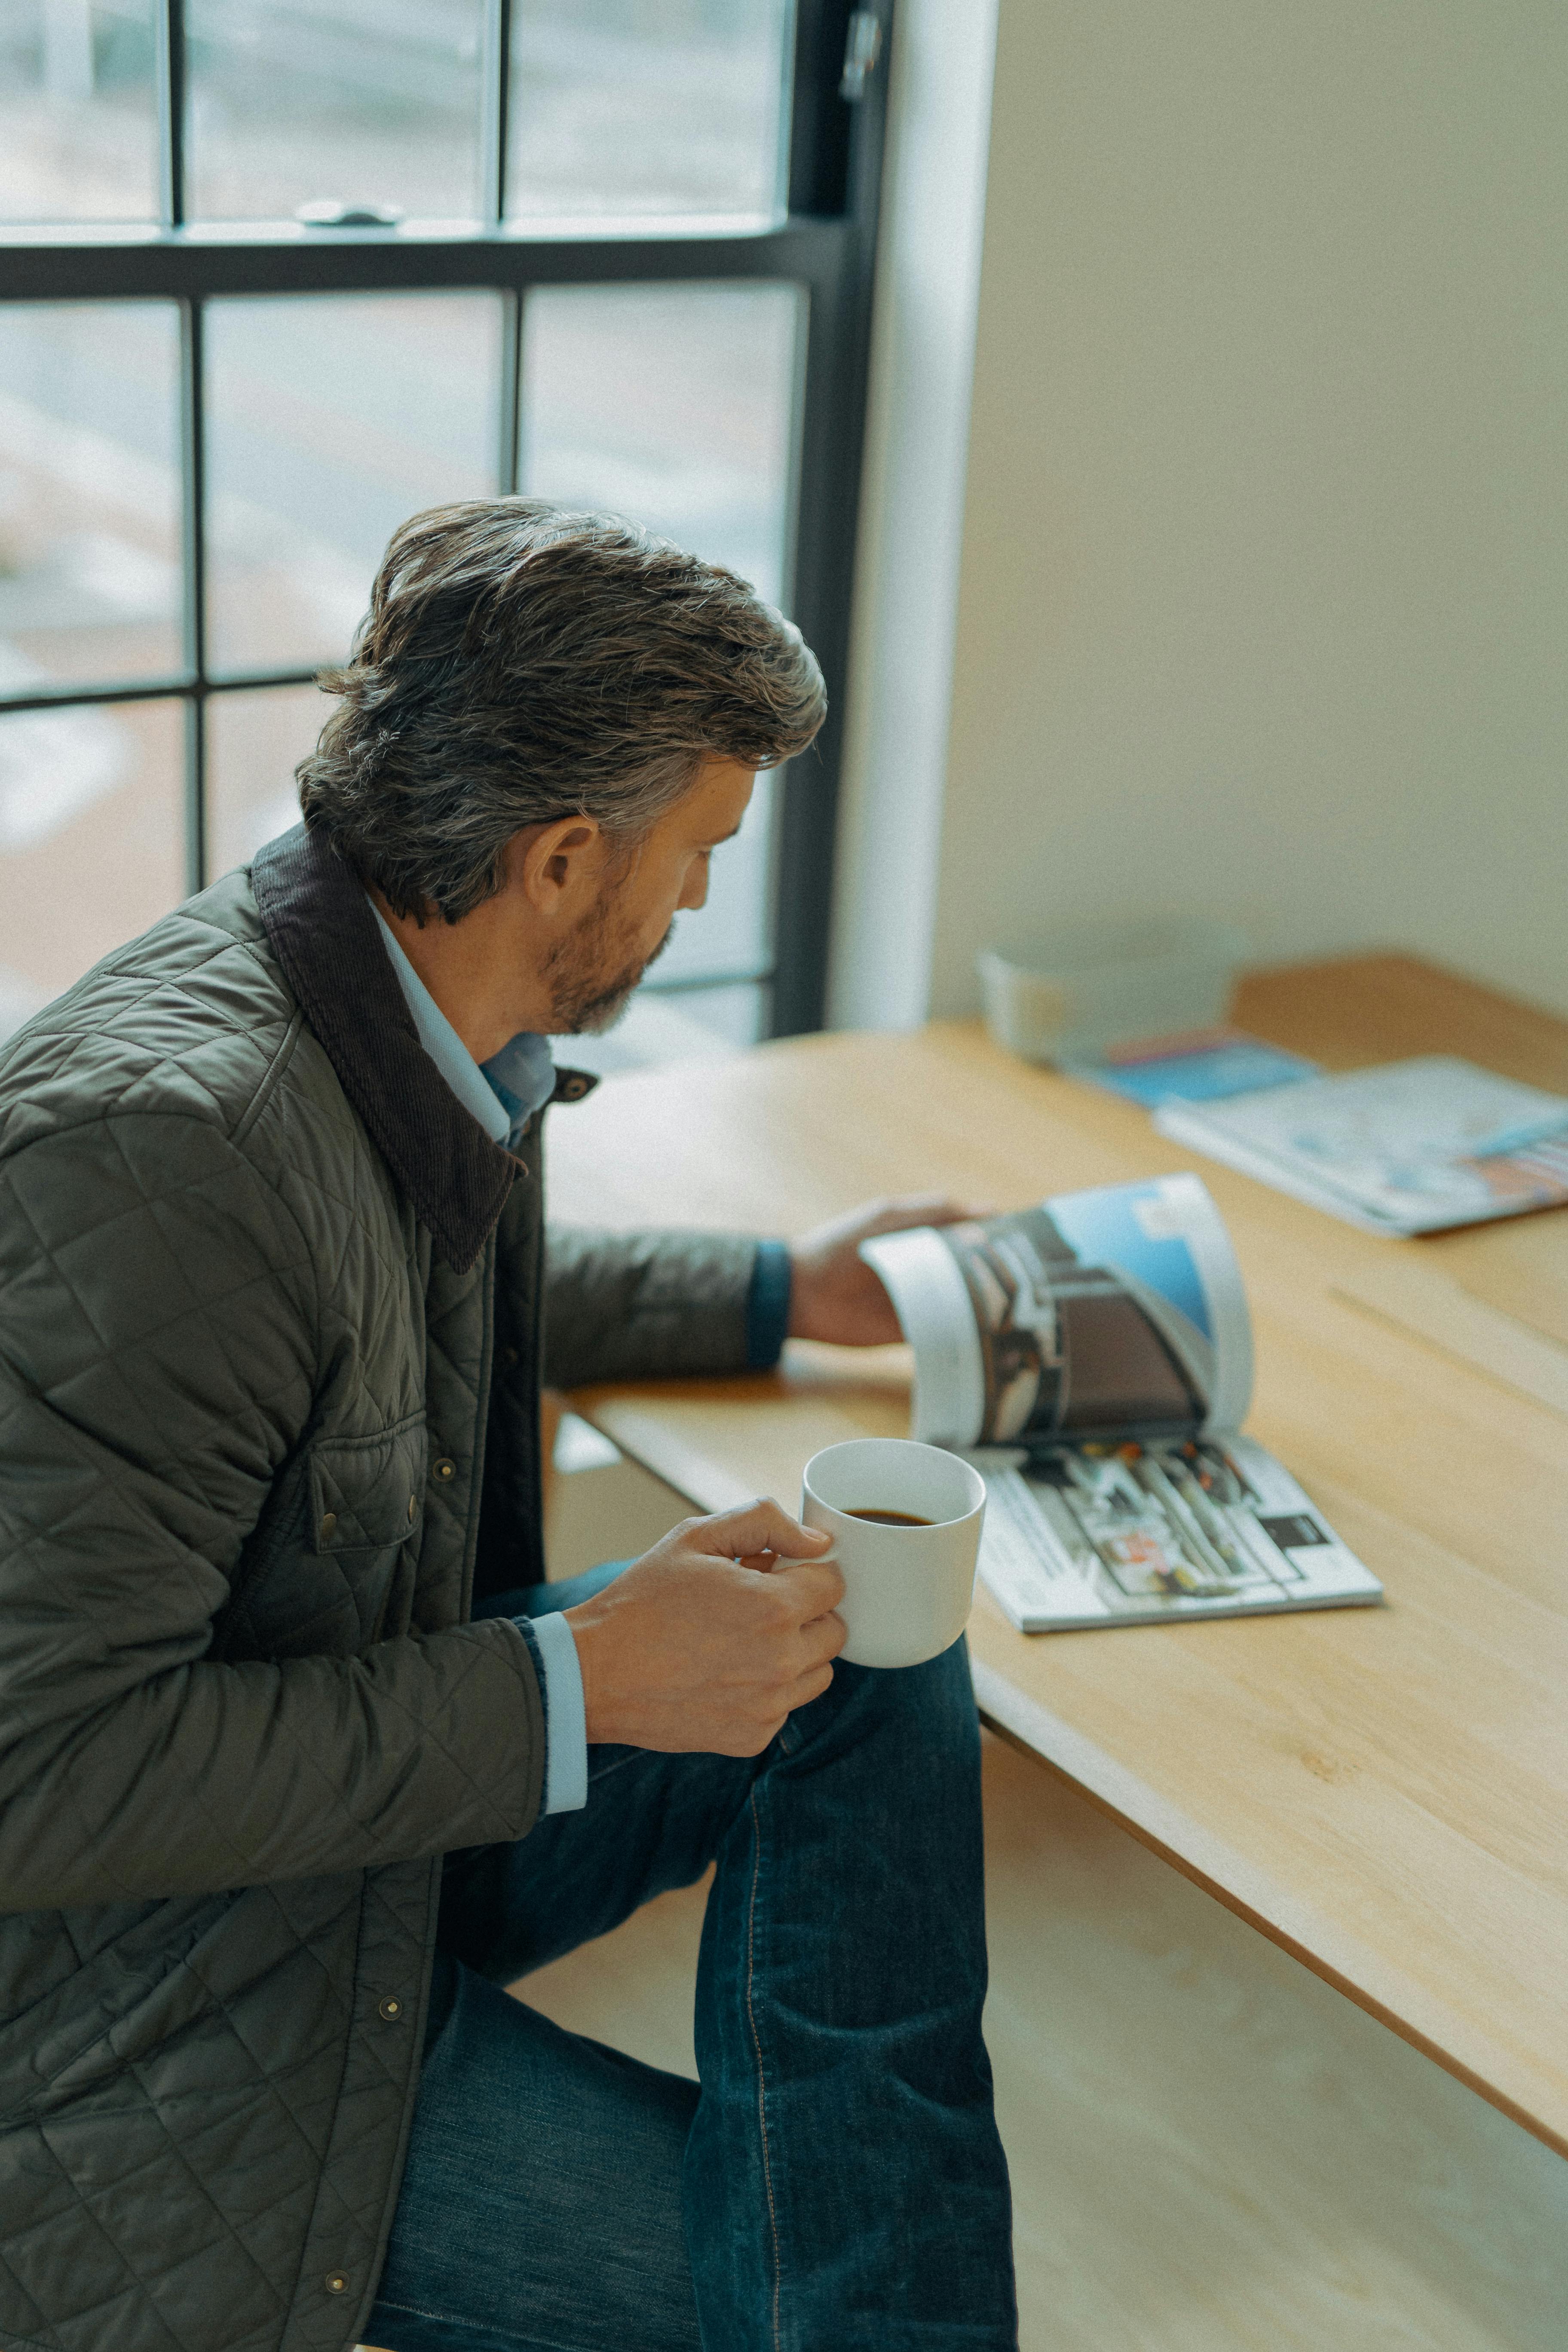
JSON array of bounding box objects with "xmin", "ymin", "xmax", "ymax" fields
[{"xmin": 0, "ymin": 0, "xmax": 886, "ymax": 1051}]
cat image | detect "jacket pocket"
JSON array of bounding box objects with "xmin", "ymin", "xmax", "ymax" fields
[
  {"xmin": 219, "ymin": 1412, "xmax": 428, "ymax": 1661},
  {"xmin": 310, "ymin": 1414, "xmax": 428, "ymax": 1553},
  {"xmin": 0, "ymin": 1893, "xmax": 233, "ymax": 2126}
]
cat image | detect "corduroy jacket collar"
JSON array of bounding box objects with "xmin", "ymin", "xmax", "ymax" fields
[{"xmin": 252, "ymin": 823, "xmax": 594, "ymax": 1274}]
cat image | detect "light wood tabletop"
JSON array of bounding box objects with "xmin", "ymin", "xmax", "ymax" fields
[{"xmin": 551, "ymin": 955, "xmax": 1568, "ymax": 2159}]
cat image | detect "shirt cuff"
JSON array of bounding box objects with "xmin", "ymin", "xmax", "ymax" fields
[
  {"xmin": 744, "ymin": 1238, "xmax": 793, "ymax": 1369},
  {"xmin": 520, "ymin": 1610, "xmax": 588, "ymax": 1815}
]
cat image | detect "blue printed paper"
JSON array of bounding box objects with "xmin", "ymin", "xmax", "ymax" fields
[{"xmin": 1066, "ymin": 1032, "xmax": 1318, "ymax": 1108}]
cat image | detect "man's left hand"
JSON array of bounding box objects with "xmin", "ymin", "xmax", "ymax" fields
[{"xmin": 787, "ymin": 1195, "xmax": 986, "ymax": 1347}]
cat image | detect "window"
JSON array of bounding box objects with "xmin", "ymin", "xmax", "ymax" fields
[{"xmin": 0, "ymin": 1, "xmax": 887, "ymax": 1049}]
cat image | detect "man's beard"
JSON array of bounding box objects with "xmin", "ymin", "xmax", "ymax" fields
[{"xmin": 542, "ymin": 894, "xmax": 672, "ymax": 1035}]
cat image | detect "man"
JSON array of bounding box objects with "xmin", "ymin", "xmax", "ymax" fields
[{"xmin": 0, "ymin": 502, "xmax": 1016, "ymax": 2352}]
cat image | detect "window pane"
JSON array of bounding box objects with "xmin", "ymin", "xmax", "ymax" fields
[
  {"xmin": 522, "ymin": 282, "xmax": 799, "ymax": 616},
  {"xmin": 563, "ymin": 980, "xmax": 768, "ymax": 1076},
  {"xmin": 0, "ymin": 695, "xmax": 184, "ymax": 1029},
  {"xmin": 186, "ymin": 0, "xmax": 485, "ymax": 224},
  {"xmin": 507, "ymin": 0, "xmax": 793, "ymax": 224},
  {"xmin": 0, "ymin": 302, "xmax": 183, "ymax": 690},
  {"xmin": 205, "ymin": 681, "xmax": 328, "ymax": 880},
  {"xmin": 0, "ymin": 0, "xmax": 158, "ymax": 223},
  {"xmin": 649, "ymin": 771, "xmax": 775, "ymax": 987},
  {"xmin": 521, "ymin": 280, "xmax": 799, "ymax": 995},
  {"xmin": 205, "ymin": 292, "xmax": 501, "ymax": 674},
  {"xmin": 650, "ymin": 980, "xmax": 768, "ymax": 1049}
]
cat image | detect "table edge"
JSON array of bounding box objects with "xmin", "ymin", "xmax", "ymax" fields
[{"xmin": 969, "ymin": 1660, "xmax": 1566, "ymax": 2162}]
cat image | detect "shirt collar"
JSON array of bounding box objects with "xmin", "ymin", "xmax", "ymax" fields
[{"xmin": 368, "ymin": 901, "xmax": 557, "ymax": 1150}]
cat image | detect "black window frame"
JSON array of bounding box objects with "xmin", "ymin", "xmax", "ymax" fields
[{"xmin": 0, "ymin": 0, "xmax": 890, "ymax": 1036}]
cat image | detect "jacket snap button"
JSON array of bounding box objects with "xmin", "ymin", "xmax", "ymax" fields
[
  {"xmin": 500, "ymin": 1347, "xmax": 519, "ymax": 1370},
  {"xmin": 318, "ymin": 1511, "xmax": 337, "ymax": 1543},
  {"xmin": 407, "ymin": 1494, "xmax": 417, "ymax": 1522},
  {"xmin": 378, "ymin": 1995, "xmax": 401, "ymax": 2021},
  {"xmin": 432, "ymin": 1457, "xmax": 456, "ymax": 1482},
  {"xmin": 325, "ymin": 2271, "xmax": 349, "ymax": 2294}
]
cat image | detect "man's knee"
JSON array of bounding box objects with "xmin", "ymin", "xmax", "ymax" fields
[
  {"xmin": 784, "ymin": 1634, "xmax": 980, "ymax": 1768},
  {"xmin": 900, "ymin": 1634, "xmax": 982, "ymax": 1765}
]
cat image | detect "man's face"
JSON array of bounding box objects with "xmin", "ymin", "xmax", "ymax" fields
[{"xmin": 545, "ymin": 756, "xmax": 755, "ymax": 1034}]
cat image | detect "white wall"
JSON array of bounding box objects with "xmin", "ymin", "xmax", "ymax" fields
[{"xmin": 839, "ymin": 0, "xmax": 1568, "ymax": 1025}]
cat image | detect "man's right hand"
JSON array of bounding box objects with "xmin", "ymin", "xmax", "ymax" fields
[{"xmin": 562, "ymin": 1499, "xmax": 847, "ymax": 1755}]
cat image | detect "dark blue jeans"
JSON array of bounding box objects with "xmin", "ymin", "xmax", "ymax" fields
[{"xmin": 367, "ymin": 1565, "xmax": 1016, "ymax": 2352}]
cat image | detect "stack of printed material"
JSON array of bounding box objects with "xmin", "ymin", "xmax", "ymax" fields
[
  {"xmin": 1063, "ymin": 1027, "xmax": 1319, "ymax": 1106},
  {"xmin": 1153, "ymin": 1056, "xmax": 1568, "ymax": 1236}
]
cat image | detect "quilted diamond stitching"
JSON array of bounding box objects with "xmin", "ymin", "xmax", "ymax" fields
[{"xmin": 0, "ymin": 887, "xmax": 543, "ymax": 2352}]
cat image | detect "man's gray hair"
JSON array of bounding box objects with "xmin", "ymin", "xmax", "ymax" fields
[{"xmin": 297, "ymin": 499, "xmax": 827, "ymax": 923}]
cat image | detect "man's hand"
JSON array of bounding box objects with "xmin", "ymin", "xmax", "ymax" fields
[
  {"xmin": 787, "ymin": 1195, "xmax": 987, "ymax": 1346},
  {"xmin": 563, "ymin": 1499, "xmax": 845, "ymax": 1755}
]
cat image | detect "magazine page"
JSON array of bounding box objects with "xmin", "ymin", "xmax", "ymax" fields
[
  {"xmin": 1155, "ymin": 1056, "xmax": 1568, "ymax": 1236},
  {"xmin": 860, "ymin": 1173, "xmax": 1253, "ymax": 1448},
  {"xmin": 974, "ymin": 1432, "xmax": 1382, "ymax": 1630}
]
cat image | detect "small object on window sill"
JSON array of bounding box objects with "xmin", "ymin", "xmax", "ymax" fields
[
  {"xmin": 295, "ymin": 199, "xmax": 404, "ymax": 229},
  {"xmin": 977, "ymin": 920, "xmax": 1249, "ymax": 1066}
]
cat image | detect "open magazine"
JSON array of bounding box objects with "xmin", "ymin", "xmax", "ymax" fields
[{"xmin": 860, "ymin": 1174, "xmax": 1382, "ymax": 1631}]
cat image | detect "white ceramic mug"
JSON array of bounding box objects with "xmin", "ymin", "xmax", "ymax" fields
[{"xmin": 801, "ymin": 1438, "xmax": 987, "ymax": 1669}]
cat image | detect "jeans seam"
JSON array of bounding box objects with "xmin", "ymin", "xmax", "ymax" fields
[
  {"xmin": 373, "ymin": 2295, "xmax": 586, "ymax": 2352},
  {"xmin": 744, "ymin": 1782, "xmax": 783, "ymax": 2352}
]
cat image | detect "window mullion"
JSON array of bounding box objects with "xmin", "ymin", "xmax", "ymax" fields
[
  {"xmin": 179, "ymin": 296, "xmax": 207, "ymax": 889},
  {"xmin": 498, "ymin": 287, "xmax": 522, "ymax": 496},
  {"xmin": 157, "ymin": 0, "xmax": 187, "ymax": 228},
  {"xmin": 480, "ymin": 0, "xmax": 511, "ymax": 230},
  {"xmin": 768, "ymin": 3, "xmax": 890, "ymax": 1034}
]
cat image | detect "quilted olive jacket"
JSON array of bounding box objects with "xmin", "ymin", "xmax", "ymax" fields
[{"xmin": 0, "ymin": 824, "xmax": 762, "ymax": 2352}]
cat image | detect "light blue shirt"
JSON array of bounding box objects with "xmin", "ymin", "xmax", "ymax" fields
[{"xmin": 371, "ymin": 901, "xmax": 587, "ymax": 1816}]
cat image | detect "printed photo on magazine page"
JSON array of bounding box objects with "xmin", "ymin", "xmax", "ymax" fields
[
  {"xmin": 973, "ymin": 1432, "xmax": 1381, "ymax": 1629},
  {"xmin": 860, "ymin": 1173, "xmax": 1253, "ymax": 1448}
]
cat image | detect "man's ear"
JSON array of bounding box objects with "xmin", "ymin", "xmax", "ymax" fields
[{"xmin": 505, "ymin": 817, "xmax": 603, "ymax": 916}]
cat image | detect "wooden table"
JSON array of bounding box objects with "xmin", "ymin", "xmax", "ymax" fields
[{"xmin": 553, "ymin": 955, "xmax": 1568, "ymax": 2159}]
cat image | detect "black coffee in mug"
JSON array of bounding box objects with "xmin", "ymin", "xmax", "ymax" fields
[{"xmin": 803, "ymin": 1438, "xmax": 986, "ymax": 1667}]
